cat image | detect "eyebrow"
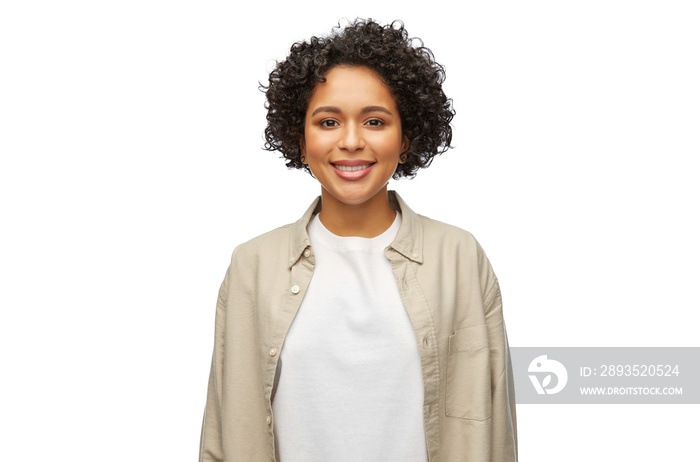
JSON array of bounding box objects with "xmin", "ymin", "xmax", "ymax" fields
[{"xmin": 310, "ymin": 105, "xmax": 394, "ymax": 117}]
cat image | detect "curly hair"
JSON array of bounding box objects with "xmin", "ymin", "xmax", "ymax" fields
[{"xmin": 261, "ymin": 18, "xmax": 455, "ymax": 179}]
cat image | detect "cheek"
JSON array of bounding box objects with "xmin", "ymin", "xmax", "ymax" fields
[
  {"xmin": 303, "ymin": 129, "xmax": 334, "ymax": 156},
  {"xmin": 371, "ymin": 133, "xmax": 404, "ymax": 159}
]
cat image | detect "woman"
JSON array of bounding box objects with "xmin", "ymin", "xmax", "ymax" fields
[{"xmin": 200, "ymin": 19, "xmax": 517, "ymax": 462}]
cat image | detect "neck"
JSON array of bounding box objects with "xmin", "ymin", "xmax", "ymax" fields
[{"xmin": 318, "ymin": 188, "xmax": 396, "ymax": 238}]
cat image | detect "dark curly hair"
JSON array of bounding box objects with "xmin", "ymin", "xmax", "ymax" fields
[{"xmin": 261, "ymin": 18, "xmax": 455, "ymax": 179}]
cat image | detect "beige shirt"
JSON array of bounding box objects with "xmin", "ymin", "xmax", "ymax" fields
[{"xmin": 199, "ymin": 191, "xmax": 517, "ymax": 462}]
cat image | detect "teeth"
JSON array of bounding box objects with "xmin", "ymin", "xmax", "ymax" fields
[{"xmin": 335, "ymin": 164, "xmax": 372, "ymax": 172}]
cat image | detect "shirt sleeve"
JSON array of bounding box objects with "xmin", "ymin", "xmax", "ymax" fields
[
  {"xmin": 483, "ymin": 281, "xmax": 518, "ymax": 461},
  {"xmin": 199, "ymin": 270, "xmax": 228, "ymax": 462}
]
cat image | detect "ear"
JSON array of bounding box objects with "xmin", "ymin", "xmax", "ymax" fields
[
  {"xmin": 299, "ymin": 137, "xmax": 307, "ymax": 163},
  {"xmin": 399, "ymin": 135, "xmax": 410, "ymax": 163}
]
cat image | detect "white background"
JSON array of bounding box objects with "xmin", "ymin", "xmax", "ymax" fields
[{"xmin": 1, "ymin": 0, "xmax": 698, "ymax": 460}]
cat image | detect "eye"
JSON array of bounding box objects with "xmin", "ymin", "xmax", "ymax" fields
[
  {"xmin": 320, "ymin": 119, "xmax": 339, "ymax": 127},
  {"xmin": 365, "ymin": 119, "xmax": 384, "ymax": 127}
]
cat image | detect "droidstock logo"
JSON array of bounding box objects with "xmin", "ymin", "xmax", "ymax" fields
[{"xmin": 528, "ymin": 355, "xmax": 568, "ymax": 395}]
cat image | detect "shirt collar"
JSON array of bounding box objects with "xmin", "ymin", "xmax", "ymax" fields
[{"xmin": 288, "ymin": 190, "xmax": 423, "ymax": 269}]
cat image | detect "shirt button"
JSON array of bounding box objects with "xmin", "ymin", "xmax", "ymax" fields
[
  {"xmin": 303, "ymin": 249, "xmax": 311, "ymax": 258},
  {"xmin": 269, "ymin": 347, "xmax": 278, "ymax": 357},
  {"xmin": 266, "ymin": 415, "xmax": 272, "ymax": 425},
  {"xmin": 291, "ymin": 284, "xmax": 300, "ymax": 294}
]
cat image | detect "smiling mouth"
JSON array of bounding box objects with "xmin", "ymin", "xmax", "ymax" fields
[{"xmin": 332, "ymin": 163, "xmax": 374, "ymax": 172}]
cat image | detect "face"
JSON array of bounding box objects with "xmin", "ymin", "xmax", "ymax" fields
[{"xmin": 301, "ymin": 65, "xmax": 408, "ymax": 208}]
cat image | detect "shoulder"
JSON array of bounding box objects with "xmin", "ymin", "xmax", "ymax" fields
[
  {"xmin": 391, "ymin": 190, "xmax": 484, "ymax": 259},
  {"xmin": 225, "ymin": 195, "xmax": 319, "ymax": 272},
  {"xmin": 417, "ymin": 213, "xmax": 501, "ymax": 305},
  {"xmin": 418, "ymin": 213, "xmax": 483, "ymax": 253},
  {"xmin": 419, "ymin": 214, "xmax": 476, "ymax": 240},
  {"xmin": 416, "ymin": 212, "xmax": 496, "ymax": 278},
  {"xmin": 229, "ymin": 222, "xmax": 295, "ymax": 265}
]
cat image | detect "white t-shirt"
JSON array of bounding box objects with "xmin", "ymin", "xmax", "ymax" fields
[{"xmin": 272, "ymin": 212, "xmax": 428, "ymax": 462}]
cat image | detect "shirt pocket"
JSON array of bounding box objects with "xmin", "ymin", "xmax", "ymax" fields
[{"xmin": 445, "ymin": 325, "xmax": 492, "ymax": 421}]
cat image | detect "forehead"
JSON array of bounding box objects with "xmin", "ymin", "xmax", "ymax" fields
[{"xmin": 307, "ymin": 65, "xmax": 397, "ymax": 109}]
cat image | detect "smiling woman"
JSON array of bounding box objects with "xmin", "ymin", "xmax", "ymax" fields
[
  {"xmin": 262, "ymin": 19, "xmax": 453, "ymax": 180},
  {"xmin": 199, "ymin": 18, "xmax": 517, "ymax": 462},
  {"xmin": 301, "ymin": 65, "xmax": 409, "ymax": 236}
]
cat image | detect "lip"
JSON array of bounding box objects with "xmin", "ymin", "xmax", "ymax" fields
[
  {"xmin": 331, "ymin": 161, "xmax": 375, "ymax": 180},
  {"xmin": 332, "ymin": 159, "xmax": 375, "ymax": 167}
]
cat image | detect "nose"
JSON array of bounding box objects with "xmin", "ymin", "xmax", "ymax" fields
[{"xmin": 338, "ymin": 124, "xmax": 365, "ymax": 152}]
